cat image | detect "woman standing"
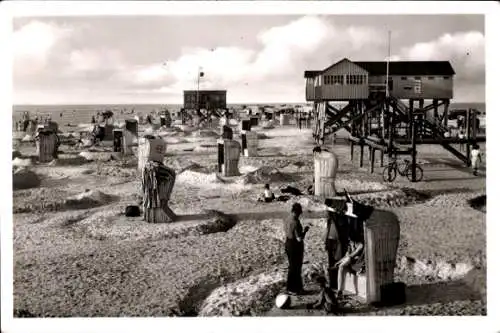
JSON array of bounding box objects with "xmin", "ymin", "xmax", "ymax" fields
[{"xmin": 283, "ymin": 203, "xmax": 310, "ymax": 295}]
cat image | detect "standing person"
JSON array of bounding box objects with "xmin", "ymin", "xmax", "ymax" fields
[
  {"xmin": 458, "ymin": 130, "xmax": 465, "ymax": 151},
  {"xmin": 471, "ymin": 143, "xmax": 482, "ymax": 176},
  {"xmin": 324, "ymin": 199, "xmax": 349, "ymax": 290},
  {"xmin": 283, "ymin": 203, "xmax": 310, "ymax": 295}
]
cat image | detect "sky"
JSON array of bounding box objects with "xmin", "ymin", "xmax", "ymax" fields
[{"xmin": 12, "ymin": 14, "xmax": 485, "ymax": 104}]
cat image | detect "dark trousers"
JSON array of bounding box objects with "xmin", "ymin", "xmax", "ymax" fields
[
  {"xmin": 285, "ymin": 238, "xmax": 304, "ymax": 293},
  {"xmin": 326, "ymin": 239, "xmax": 340, "ymax": 290}
]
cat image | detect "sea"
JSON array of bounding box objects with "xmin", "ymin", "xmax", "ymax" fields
[{"xmin": 12, "ymin": 102, "xmax": 485, "ymax": 130}]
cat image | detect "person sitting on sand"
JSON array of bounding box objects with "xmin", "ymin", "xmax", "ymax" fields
[
  {"xmin": 263, "ymin": 184, "xmax": 275, "ymax": 202},
  {"xmin": 471, "ymin": 143, "xmax": 482, "ymax": 176},
  {"xmin": 258, "ymin": 184, "xmax": 276, "ymax": 203},
  {"xmin": 334, "ymin": 209, "xmax": 366, "ymax": 299}
]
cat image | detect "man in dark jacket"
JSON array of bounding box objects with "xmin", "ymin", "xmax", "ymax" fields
[
  {"xmin": 283, "ymin": 203, "xmax": 310, "ymax": 295},
  {"xmin": 324, "ymin": 199, "xmax": 349, "ymax": 289}
]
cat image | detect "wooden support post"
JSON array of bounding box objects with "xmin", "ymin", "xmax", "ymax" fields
[
  {"xmin": 433, "ymin": 99, "xmax": 438, "ymax": 122},
  {"xmin": 370, "ymin": 147, "xmax": 375, "ymax": 173},
  {"xmin": 351, "ymin": 140, "xmax": 354, "ymax": 161},
  {"xmin": 471, "ymin": 108, "xmax": 477, "ymax": 139},
  {"xmin": 419, "ymin": 99, "xmax": 424, "ymax": 137},
  {"xmin": 443, "ymin": 99, "xmax": 450, "ymax": 128},
  {"xmin": 359, "ymin": 140, "xmax": 364, "ymax": 168},
  {"xmin": 387, "ymin": 101, "xmax": 394, "ymax": 158},
  {"xmin": 409, "ymin": 99, "xmax": 417, "ymax": 182},
  {"xmin": 380, "ymin": 149, "xmax": 384, "ymax": 167},
  {"xmin": 465, "ymin": 108, "xmax": 471, "ymax": 166}
]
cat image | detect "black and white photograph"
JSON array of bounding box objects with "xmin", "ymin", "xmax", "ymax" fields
[{"xmin": 1, "ymin": 1, "xmax": 499, "ymax": 333}]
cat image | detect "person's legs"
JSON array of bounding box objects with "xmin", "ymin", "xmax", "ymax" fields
[
  {"xmin": 285, "ymin": 239, "xmax": 297, "ymax": 293},
  {"xmin": 337, "ymin": 262, "xmax": 349, "ymax": 294},
  {"xmin": 326, "ymin": 240, "xmax": 339, "ymax": 290}
]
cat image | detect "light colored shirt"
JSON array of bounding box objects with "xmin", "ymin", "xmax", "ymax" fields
[{"xmin": 471, "ymin": 149, "xmax": 481, "ymax": 160}]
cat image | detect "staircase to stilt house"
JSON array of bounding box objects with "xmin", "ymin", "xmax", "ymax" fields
[{"xmin": 422, "ymin": 118, "xmax": 469, "ymax": 165}]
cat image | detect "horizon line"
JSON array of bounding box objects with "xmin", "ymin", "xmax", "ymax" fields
[{"xmin": 12, "ymin": 100, "xmax": 487, "ymax": 106}]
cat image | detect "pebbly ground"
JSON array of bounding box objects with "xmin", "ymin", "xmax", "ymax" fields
[{"xmin": 12, "ymin": 125, "xmax": 486, "ymax": 317}]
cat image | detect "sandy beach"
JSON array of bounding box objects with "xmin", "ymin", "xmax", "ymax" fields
[{"xmin": 12, "ymin": 120, "xmax": 486, "ymax": 317}]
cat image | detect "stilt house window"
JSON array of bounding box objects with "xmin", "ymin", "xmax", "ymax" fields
[
  {"xmin": 333, "ymin": 75, "xmax": 344, "ymax": 85},
  {"xmin": 346, "ymin": 75, "xmax": 365, "ymax": 85}
]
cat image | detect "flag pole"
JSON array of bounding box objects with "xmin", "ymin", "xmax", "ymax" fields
[
  {"xmin": 385, "ymin": 30, "xmax": 392, "ymax": 154},
  {"xmin": 385, "ymin": 30, "xmax": 391, "ymax": 98}
]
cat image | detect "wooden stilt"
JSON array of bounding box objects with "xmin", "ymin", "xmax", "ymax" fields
[
  {"xmin": 419, "ymin": 99, "xmax": 424, "ymax": 138},
  {"xmin": 351, "ymin": 141, "xmax": 354, "ymax": 161},
  {"xmin": 359, "ymin": 140, "xmax": 364, "ymax": 168},
  {"xmin": 471, "ymin": 108, "xmax": 477, "ymax": 140},
  {"xmin": 409, "ymin": 99, "xmax": 417, "ymax": 182},
  {"xmin": 387, "ymin": 101, "xmax": 394, "ymax": 158},
  {"xmin": 370, "ymin": 147, "xmax": 375, "ymax": 173},
  {"xmin": 380, "ymin": 149, "xmax": 384, "ymax": 167},
  {"xmin": 433, "ymin": 99, "xmax": 438, "ymax": 122},
  {"xmin": 465, "ymin": 108, "xmax": 471, "ymax": 166},
  {"xmin": 443, "ymin": 99, "xmax": 450, "ymax": 128}
]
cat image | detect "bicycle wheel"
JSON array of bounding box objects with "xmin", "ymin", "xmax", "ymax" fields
[
  {"xmin": 406, "ymin": 165, "xmax": 424, "ymax": 182},
  {"xmin": 383, "ymin": 165, "xmax": 397, "ymax": 182}
]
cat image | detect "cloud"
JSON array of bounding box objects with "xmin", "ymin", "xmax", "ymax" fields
[
  {"xmin": 12, "ymin": 16, "xmax": 485, "ymax": 104},
  {"xmin": 129, "ymin": 16, "xmax": 388, "ymax": 101},
  {"xmin": 13, "ymin": 20, "xmax": 72, "ymax": 75},
  {"xmin": 398, "ymin": 31, "xmax": 485, "ymax": 83}
]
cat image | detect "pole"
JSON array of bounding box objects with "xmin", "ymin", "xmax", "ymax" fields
[
  {"xmin": 196, "ymin": 67, "xmax": 201, "ymax": 112},
  {"xmin": 385, "ymin": 30, "xmax": 391, "ymax": 99},
  {"xmin": 384, "ymin": 30, "xmax": 392, "ymax": 154},
  {"xmin": 410, "ymin": 99, "xmax": 417, "ymax": 182}
]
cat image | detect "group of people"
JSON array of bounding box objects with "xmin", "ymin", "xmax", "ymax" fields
[
  {"xmin": 282, "ymin": 196, "xmax": 369, "ymax": 311},
  {"xmin": 294, "ymin": 111, "xmax": 311, "ymax": 130}
]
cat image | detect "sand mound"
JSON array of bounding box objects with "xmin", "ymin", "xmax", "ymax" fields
[
  {"xmin": 195, "ymin": 210, "xmax": 237, "ymax": 234},
  {"xmin": 260, "ymin": 121, "xmax": 275, "ymax": 129},
  {"xmin": 163, "ymin": 137, "xmax": 187, "ymax": 144},
  {"xmin": 13, "ymin": 157, "xmax": 33, "ymax": 168},
  {"xmin": 177, "ymin": 125, "xmax": 196, "ymax": 132},
  {"xmin": 48, "ymin": 155, "xmax": 88, "ymax": 166},
  {"xmin": 257, "ymin": 133, "xmax": 269, "ymax": 140},
  {"xmin": 241, "ymin": 166, "xmax": 294, "ymax": 184},
  {"xmin": 177, "ymin": 170, "xmax": 223, "ymax": 186},
  {"xmin": 79, "ymin": 151, "xmax": 113, "ymax": 162},
  {"xmin": 12, "ymin": 150, "xmax": 22, "ymax": 160},
  {"xmin": 21, "ymin": 134, "xmax": 34, "ymax": 142},
  {"xmin": 193, "ymin": 129, "xmax": 219, "ymax": 138},
  {"xmin": 96, "ymin": 165, "xmax": 136, "ymax": 178},
  {"xmin": 336, "ymin": 179, "xmax": 388, "ymax": 193},
  {"xmin": 178, "ymin": 162, "xmax": 212, "ymax": 174},
  {"xmin": 13, "ymin": 167, "xmax": 41, "ymax": 190},
  {"xmin": 64, "ymin": 190, "xmax": 115, "ymax": 210},
  {"xmin": 199, "ymin": 270, "xmax": 285, "ymax": 316}
]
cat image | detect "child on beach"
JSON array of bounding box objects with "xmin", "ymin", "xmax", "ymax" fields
[
  {"xmin": 307, "ymin": 274, "xmax": 340, "ymax": 314},
  {"xmin": 263, "ymin": 184, "xmax": 275, "ymax": 202},
  {"xmin": 471, "ymin": 144, "xmax": 482, "ymax": 176}
]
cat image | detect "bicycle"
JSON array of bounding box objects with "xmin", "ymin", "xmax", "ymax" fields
[{"xmin": 382, "ymin": 158, "xmax": 423, "ymax": 182}]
